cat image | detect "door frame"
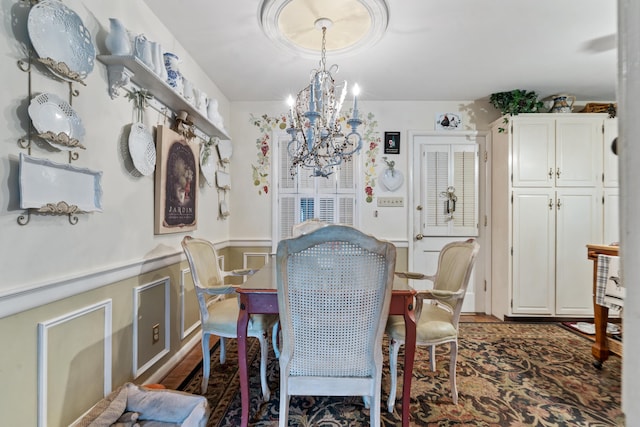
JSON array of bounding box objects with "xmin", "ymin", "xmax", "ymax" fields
[{"xmin": 407, "ymin": 130, "xmax": 491, "ymax": 314}]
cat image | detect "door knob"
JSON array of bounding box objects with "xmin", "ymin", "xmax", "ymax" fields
[{"xmin": 415, "ymin": 233, "xmax": 424, "ymax": 240}]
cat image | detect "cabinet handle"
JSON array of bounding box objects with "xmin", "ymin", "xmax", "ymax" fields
[
  {"xmin": 557, "ymin": 199, "xmax": 562, "ymax": 209},
  {"xmin": 556, "ymin": 168, "xmax": 561, "ymax": 179},
  {"xmin": 548, "ymin": 199, "xmax": 553, "ymax": 210},
  {"xmin": 548, "ymin": 168, "xmax": 553, "ymax": 179}
]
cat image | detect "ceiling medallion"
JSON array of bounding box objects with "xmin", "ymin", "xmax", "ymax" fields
[{"xmin": 258, "ymin": 0, "xmax": 389, "ymax": 58}]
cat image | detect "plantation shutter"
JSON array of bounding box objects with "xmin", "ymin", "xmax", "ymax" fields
[
  {"xmin": 423, "ymin": 143, "xmax": 478, "ymax": 236},
  {"xmin": 425, "ymin": 146, "xmax": 450, "ymax": 233},
  {"xmin": 273, "ymin": 130, "xmax": 359, "ymax": 251},
  {"xmin": 279, "ymin": 195, "xmax": 297, "ymax": 240}
]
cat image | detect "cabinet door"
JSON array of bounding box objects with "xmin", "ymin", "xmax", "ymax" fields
[
  {"xmin": 604, "ymin": 188, "xmax": 619, "ymax": 244},
  {"xmin": 555, "ymin": 188, "xmax": 602, "ymax": 315},
  {"xmin": 555, "ymin": 118, "xmax": 601, "ymax": 187},
  {"xmin": 603, "ymin": 118, "xmax": 619, "ymax": 188},
  {"xmin": 512, "ymin": 118, "xmax": 555, "ymax": 187},
  {"xmin": 512, "ymin": 189, "xmax": 555, "ymax": 314}
]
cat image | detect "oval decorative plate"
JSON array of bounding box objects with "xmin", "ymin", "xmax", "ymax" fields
[
  {"xmin": 128, "ymin": 122, "xmax": 156, "ymax": 176},
  {"xmin": 200, "ymin": 144, "xmax": 215, "ymax": 186},
  {"xmin": 28, "ymin": 0, "xmax": 96, "ymax": 81},
  {"xmin": 28, "ymin": 92, "xmax": 85, "ymax": 151}
]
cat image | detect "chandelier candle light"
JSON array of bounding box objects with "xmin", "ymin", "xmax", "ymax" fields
[{"xmin": 286, "ymin": 18, "xmax": 363, "ymax": 178}]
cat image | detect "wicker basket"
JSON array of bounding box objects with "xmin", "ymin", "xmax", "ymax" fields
[{"xmin": 580, "ymin": 102, "xmax": 617, "ymax": 116}]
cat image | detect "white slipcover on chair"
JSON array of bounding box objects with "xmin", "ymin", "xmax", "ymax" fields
[
  {"xmin": 291, "ymin": 218, "xmax": 329, "ymax": 237},
  {"xmin": 276, "ymin": 225, "xmax": 396, "ymax": 427},
  {"xmin": 181, "ymin": 236, "xmax": 278, "ymax": 400},
  {"xmin": 386, "ymin": 238, "xmax": 479, "ymax": 411}
]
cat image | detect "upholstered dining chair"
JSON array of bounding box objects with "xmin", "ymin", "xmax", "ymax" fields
[
  {"xmin": 276, "ymin": 225, "xmax": 396, "ymax": 427},
  {"xmin": 181, "ymin": 236, "xmax": 279, "ymax": 401},
  {"xmin": 386, "ymin": 238, "xmax": 479, "ymax": 411}
]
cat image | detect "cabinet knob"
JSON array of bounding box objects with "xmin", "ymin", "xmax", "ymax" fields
[
  {"xmin": 557, "ymin": 199, "xmax": 562, "ymax": 209},
  {"xmin": 548, "ymin": 199, "xmax": 553, "ymax": 210},
  {"xmin": 548, "ymin": 168, "xmax": 553, "ymax": 179},
  {"xmin": 556, "ymin": 168, "xmax": 561, "ymax": 179},
  {"xmin": 415, "ymin": 233, "xmax": 424, "ymax": 240}
]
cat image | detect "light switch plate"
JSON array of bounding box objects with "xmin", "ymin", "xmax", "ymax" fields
[{"xmin": 377, "ymin": 197, "xmax": 404, "ymax": 207}]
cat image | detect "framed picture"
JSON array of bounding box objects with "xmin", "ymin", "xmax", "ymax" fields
[
  {"xmin": 154, "ymin": 125, "xmax": 199, "ymax": 234},
  {"xmin": 435, "ymin": 113, "xmax": 462, "ymax": 130},
  {"xmin": 384, "ymin": 131, "xmax": 400, "ymax": 154}
]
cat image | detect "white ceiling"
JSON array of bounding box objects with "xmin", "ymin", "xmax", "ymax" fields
[{"xmin": 141, "ymin": 0, "xmax": 617, "ymax": 104}]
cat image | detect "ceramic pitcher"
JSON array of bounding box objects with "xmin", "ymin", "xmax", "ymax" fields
[
  {"xmin": 105, "ymin": 18, "xmax": 131, "ymax": 55},
  {"xmin": 550, "ymin": 94, "xmax": 576, "ymax": 113},
  {"xmin": 163, "ymin": 52, "xmax": 183, "ymax": 93},
  {"xmin": 134, "ymin": 34, "xmax": 154, "ymax": 70}
]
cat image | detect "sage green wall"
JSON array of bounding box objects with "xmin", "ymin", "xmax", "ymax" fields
[{"xmin": 0, "ymin": 260, "xmax": 199, "ymax": 426}]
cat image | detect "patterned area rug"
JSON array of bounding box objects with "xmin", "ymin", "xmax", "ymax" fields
[{"xmin": 179, "ymin": 323, "xmax": 623, "ymax": 426}]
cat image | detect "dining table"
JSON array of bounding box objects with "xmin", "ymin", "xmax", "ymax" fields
[{"xmin": 236, "ymin": 257, "xmax": 417, "ymax": 426}]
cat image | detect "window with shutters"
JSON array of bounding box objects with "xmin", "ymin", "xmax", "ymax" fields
[
  {"xmin": 422, "ymin": 143, "xmax": 478, "ymax": 236},
  {"xmin": 272, "ymin": 132, "xmax": 358, "ymax": 250}
]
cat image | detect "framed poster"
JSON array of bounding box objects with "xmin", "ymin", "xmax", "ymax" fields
[
  {"xmin": 154, "ymin": 125, "xmax": 199, "ymax": 234},
  {"xmin": 384, "ymin": 131, "xmax": 400, "ymax": 154}
]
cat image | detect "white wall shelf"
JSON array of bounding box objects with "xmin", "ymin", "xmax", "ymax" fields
[{"xmin": 97, "ymin": 55, "xmax": 229, "ymax": 140}]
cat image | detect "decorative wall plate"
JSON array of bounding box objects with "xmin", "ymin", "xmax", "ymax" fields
[
  {"xmin": 128, "ymin": 122, "xmax": 156, "ymax": 176},
  {"xmin": 216, "ymin": 170, "xmax": 231, "ymax": 190},
  {"xmin": 219, "ymin": 200, "xmax": 230, "ymax": 217},
  {"xmin": 380, "ymin": 168, "xmax": 404, "ymax": 191},
  {"xmin": 435, "ymin": 113, "xmax": 462, "ymax": 130},
  {"xmin": 200, "ymin": 144, "xmax": 215, "ymax": 186},
  {"xmin": 28, "ymin": 92, "xmax": 85, "ymax": 150},
  {"xmin": 19, "ymin": 153, "xmax": 103, "ymax": 212},
  {"xmin": 27, "ymin": 0, "xmax": 96, "ymax": 82},
  {"xmin": 216, "ymin": 139, "xmax": 233, "ymax": 163}
]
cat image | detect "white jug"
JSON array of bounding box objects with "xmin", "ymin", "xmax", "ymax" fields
[
  {"xmin": 134, "ymin": 34, "xmax": 153, "ymax": 70},
  {"xmin": 105, "ymin": 18, "xmax": 131, "ymax": 55}
]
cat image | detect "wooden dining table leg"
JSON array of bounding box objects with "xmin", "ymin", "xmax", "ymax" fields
[
  {"xmin": 237, "ymin": 295, "xmax": 251, "ymax": 427},
  {"xmin": 401, "ymin": 295, "xmax": 417, "ymax": 427}
]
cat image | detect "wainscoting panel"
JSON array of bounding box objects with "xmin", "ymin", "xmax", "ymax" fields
[
  {"xmin": 37, "ymin": 300, "xmax": 112, "ymax": 427},
  {"xmin": 133, "ymin": 277, "xmax": 170, "ymax": 377},
  {"xmin": 180, "ymin": 267, "xmax": 200, "ymax": 340},
  {"xmin": 243, "ymin": 252, "xmax": 270, "ymax": 282}
]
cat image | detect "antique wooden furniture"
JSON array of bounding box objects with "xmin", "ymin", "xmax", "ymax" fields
[
  {"xmin": 387, "ymin": 239, "xmax": 479, "ymax": 410},
  {"xmin": 587, "ymin": 243, "xmax": 620, "ymax": 368},
  {"xmin": 276, "ymin": 225, "xmax": 396, "ymax": 426},
  {"xmin": 181, "ymin": 236, "xmax": 278, "ymax": 398},
  {"xmin": 236, "ymin": 258, "xmax": 417, "ymax": 427}
]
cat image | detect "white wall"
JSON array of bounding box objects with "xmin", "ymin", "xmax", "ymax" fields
[
  {"xmin": 0, "ymin": 0, "xmax": 231, "ymax": 316},
  {"xmin": 228, "ymin": 99, "xmax": 497, "ymax": 243}
]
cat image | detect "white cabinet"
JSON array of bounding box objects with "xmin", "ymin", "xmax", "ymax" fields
[{"xmin": 491, "ymin": 113, "xmax": 615, "ymax": 319}]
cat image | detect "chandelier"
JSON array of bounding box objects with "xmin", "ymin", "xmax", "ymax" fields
[{"xmin": 286, "ymin": 18, "xmax": 363, "ymax": 178}]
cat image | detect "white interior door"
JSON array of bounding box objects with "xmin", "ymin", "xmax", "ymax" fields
[{"xmin": 409, "ymin": 131, "xmax": 488, "ymax": 313}]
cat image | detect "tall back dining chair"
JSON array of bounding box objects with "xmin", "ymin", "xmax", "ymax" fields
[
  {"xmin": 386, "ymin": 238, "xmax": 479, "ymax": 411},
  {"xmin": 181, "ymin": 236, "xmax": 278, "ymax": 400},
  {"xmin": 276, "ymin": 225, "xmax": 396, "ymax": 427}
]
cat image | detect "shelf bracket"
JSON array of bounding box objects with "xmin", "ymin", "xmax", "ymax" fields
[{"xmin": 106, "ymin": 64, "xmax": 134, "ymax": 99}]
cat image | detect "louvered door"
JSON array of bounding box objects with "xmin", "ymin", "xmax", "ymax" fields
[{"xmin": 421, "ymin": 143, "xmax": 478, "ymax": 236}]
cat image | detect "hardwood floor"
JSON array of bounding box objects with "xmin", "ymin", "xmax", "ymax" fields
[{"xmin": 158, "ymin": 313, "xmax": 501, "ymax": 389}]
